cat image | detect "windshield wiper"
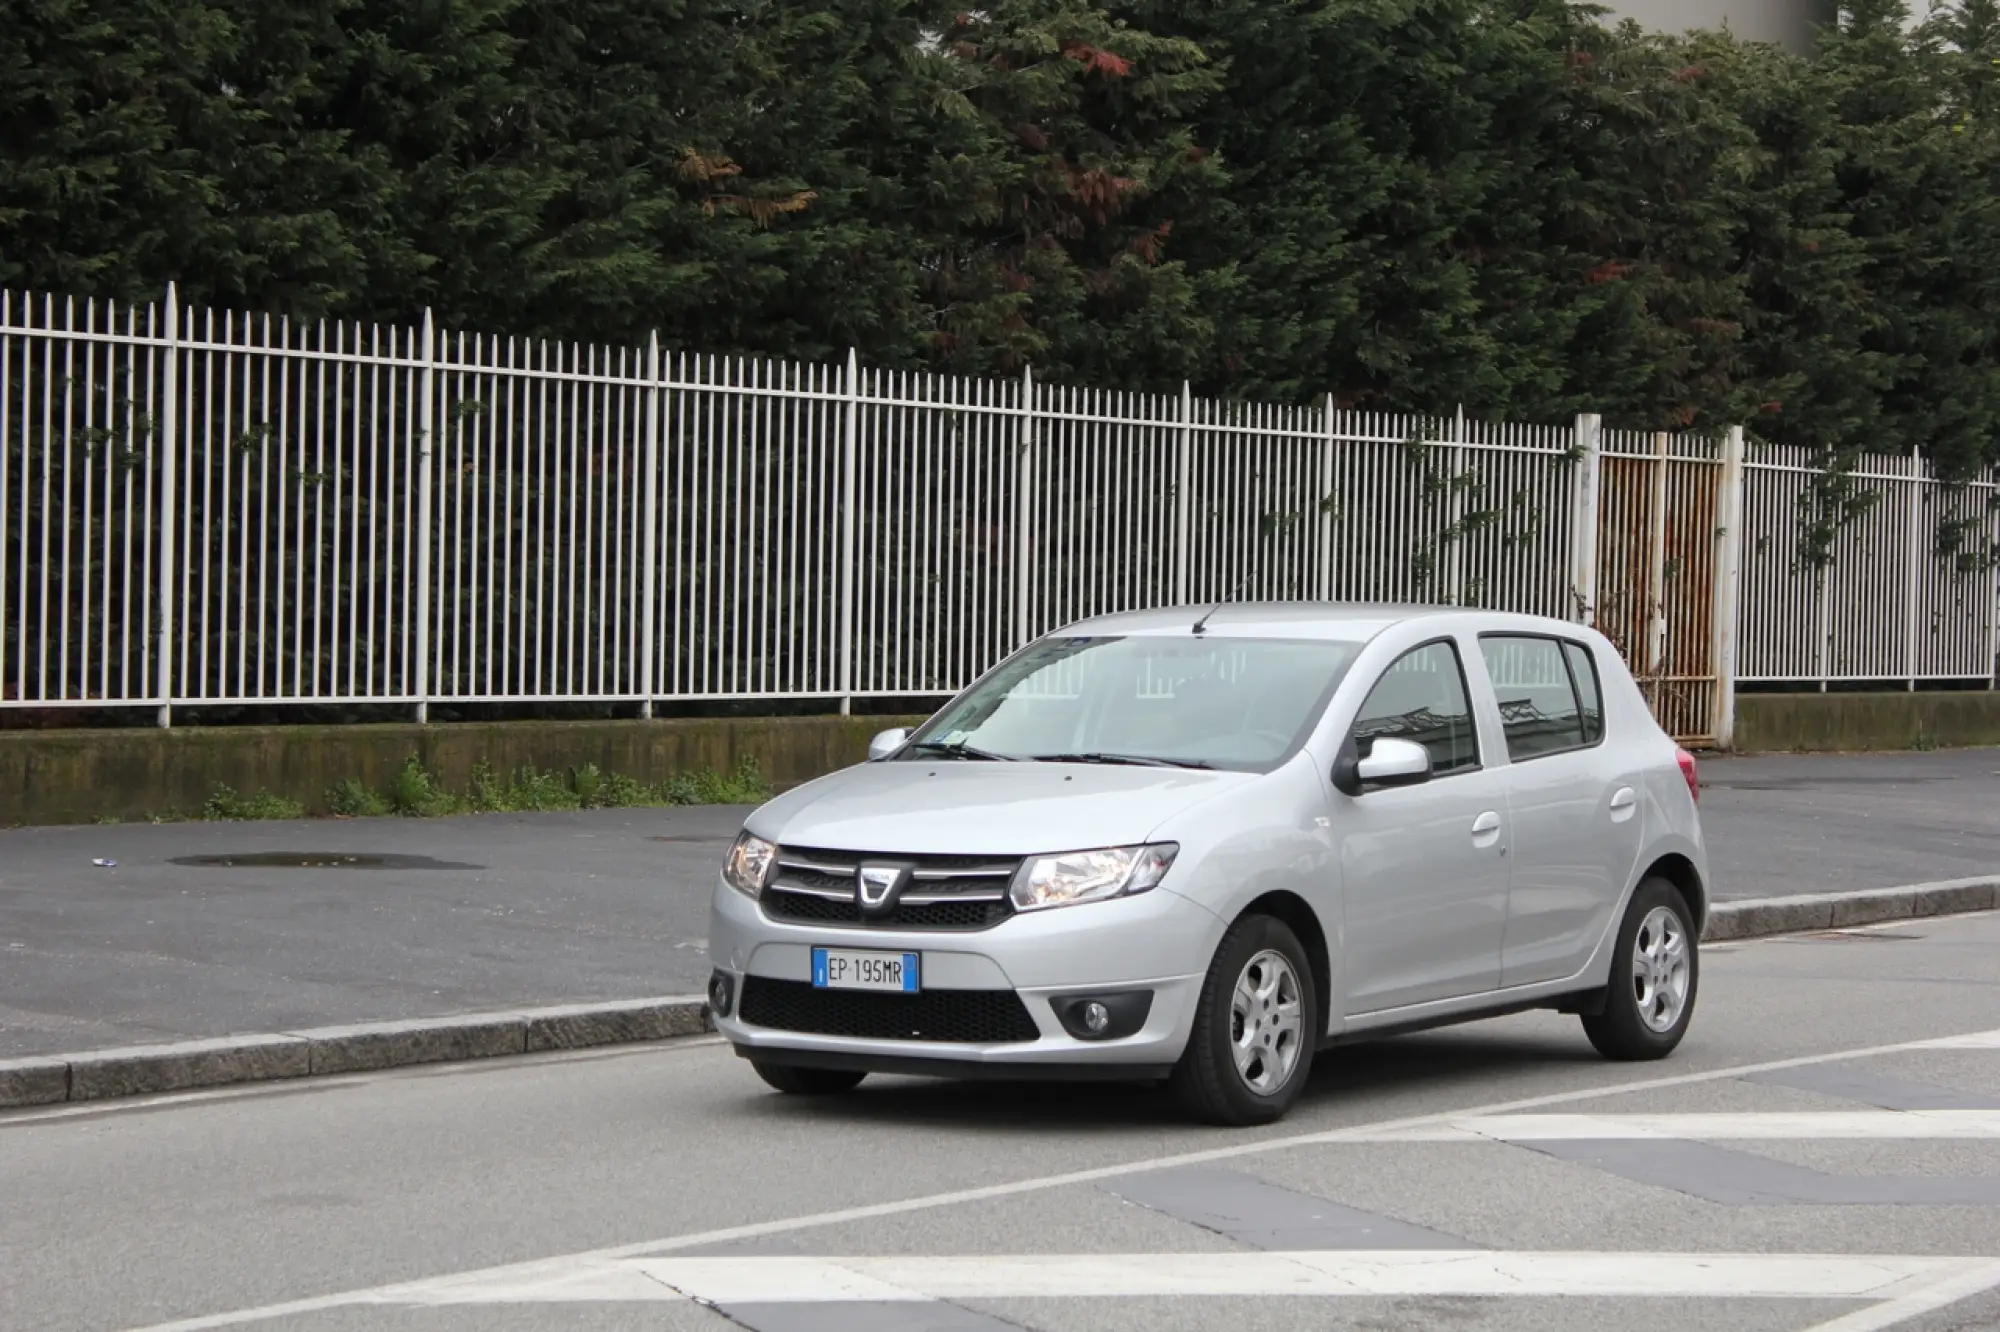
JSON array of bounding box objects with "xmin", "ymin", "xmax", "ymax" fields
[
  {"xmin": 1031, "ymin": 751, "xmax": 1215, "ymax": 770},
  {"xmin": 908, "ymin": 740, "xmax": 1020, "ymax": 762}
]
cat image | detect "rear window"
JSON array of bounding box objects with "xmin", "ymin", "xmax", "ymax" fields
[{"xmin": 1564, "ymin": 641, "xmax": 1605, "ymax": 744}]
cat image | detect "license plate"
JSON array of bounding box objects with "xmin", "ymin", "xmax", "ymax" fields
[{"xmin": 812, "ymin": 947, "xmax": 920, "ymax": 993}]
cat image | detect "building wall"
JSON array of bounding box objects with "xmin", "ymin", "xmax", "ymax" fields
[{"xmin": 1604, "ymin": 0, "xmax": 1838, "ymax": 52}]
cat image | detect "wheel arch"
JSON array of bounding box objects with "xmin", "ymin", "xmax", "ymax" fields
[
  {"xmin": 1644, "ymin": 852, "xmax": 1708, "ymax": 935},
  {"xmin": 1235, "ymin": 890, "xmax": 1334, "ymax": 1030}
]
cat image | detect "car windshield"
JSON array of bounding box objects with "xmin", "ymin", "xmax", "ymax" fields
[{"xmin": 904, "ymin": 635, "xmax": 1363, "ymax": 773}]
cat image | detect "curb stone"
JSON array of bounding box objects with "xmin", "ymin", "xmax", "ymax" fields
[
  {"xmin": 0, "ymin": 1055, "xmax": 70, "ymax": 1108},
  {"xmin": 4, "ymin": 879, "xmax": 1995, "ymax": 1112},
  {"xmin": 2, "ymin": 995, "xmax": 709, "ymax": 1110},
  {"xmin": 1702, "ymin": 876, "xmax": 1999, "ymax": 942},
  {"xmin": 67, "ymin": 1033, "xmax": 311, "ymax": 1102}
]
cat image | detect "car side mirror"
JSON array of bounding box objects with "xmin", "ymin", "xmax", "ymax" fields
[
  {"xmin": 867, "ymin": 727, "xmax": 912, "ymax": 762},
  {"xmin": 1357, "ymin": 737, "xmax": 1433, "ymax": 788},
  {"xmin": 1332, "ymin": 735, "xmax": 1432, "ymax": 796}
]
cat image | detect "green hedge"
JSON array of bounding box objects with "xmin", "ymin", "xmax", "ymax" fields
[{"xmin": 3, "ymin": 0, "xmax": 1996, "ymax": 479}]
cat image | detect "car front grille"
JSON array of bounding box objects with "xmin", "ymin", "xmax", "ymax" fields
[
  {"xmin": 737, "ymin": 977, "xmax": 1041, "ymax": 1044},
  {"xmin": 760, "ymin": 847, "xmax": 1020, "ymax": 932}
]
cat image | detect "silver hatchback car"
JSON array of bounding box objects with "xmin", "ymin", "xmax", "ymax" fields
[{"xmin": 707, "ymin": 604, "xmax": 1707, "ymax": 1125}]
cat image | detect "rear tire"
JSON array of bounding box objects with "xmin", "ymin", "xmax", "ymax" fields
[
  {"xmin": 751, "ymin": 1061, "xmax": 867, "ymax": 1095},
  {"xmin": 1170, "ymin": 913, "xmax": 1319, "ymax": 1126},
  {"xmin": 1582, "ymin": 877, "xmax": 1698, "ymax": 1061}
]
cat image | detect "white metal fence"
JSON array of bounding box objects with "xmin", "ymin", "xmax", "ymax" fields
[{"xmin": 3, "ymin": 287, "xmax": 1996, "ymax": 743}]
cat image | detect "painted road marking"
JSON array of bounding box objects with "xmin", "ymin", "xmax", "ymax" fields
[
  {"xmin": 114, "ymin": 1024, "xmax": 2000, "ymax": 1332},
  {"xmin": 1345, "ymin": 1109, "xmax": 2000, "ymax": 1142},
  {"xmin": 374, "ymin": 1251, "xmax": 1987, "ymax": 1305},
  {"xmin": 1799, "ymin": 1258, "xmax": 2000, "ymax": 1332},
  {"xmin": 1920, "ymin": 1030, "xmax": 2000, "ymax": 1050}
]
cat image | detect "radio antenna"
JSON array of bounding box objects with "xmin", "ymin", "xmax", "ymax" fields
[{"xmin": 1191, "ymin": 574, "xmax": 1255, "ymax": 635}]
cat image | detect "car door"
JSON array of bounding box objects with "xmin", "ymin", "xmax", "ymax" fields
[
  {"xmin": 1478, "ymin": 634, "xmax": 1642, "ymax": 988},
  {"xmin": 1335, "ymin": 638, "xmax": 1511, "ymax": 1015}
]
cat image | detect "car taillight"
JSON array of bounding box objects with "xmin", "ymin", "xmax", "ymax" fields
[{"xmin": 1675, "ymin": 747, "xmax": 1699, "ymax": 805}]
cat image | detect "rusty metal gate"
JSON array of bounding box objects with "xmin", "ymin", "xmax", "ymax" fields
[{"xmin": 1573, "ymin": 422, "xmax": 1745, "ymax": 748}]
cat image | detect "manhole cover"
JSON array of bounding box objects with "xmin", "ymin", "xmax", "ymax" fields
[{"xmin": 169, "ymin": 852, "xmax": 483, "ymax": 871}]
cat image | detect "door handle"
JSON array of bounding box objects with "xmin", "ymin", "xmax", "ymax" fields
[
  {"xmin": 1470, "ymin": 811, "xmax": 1502, "ymax": 849},
  {"xmin": 1610, "ymin": 787, "xmax": 1637, "ymax": 824}
]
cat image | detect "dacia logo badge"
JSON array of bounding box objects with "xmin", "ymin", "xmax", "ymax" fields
[{"xmin": 856, "ymin": 863, "xmax": 909, "ymax": 917}]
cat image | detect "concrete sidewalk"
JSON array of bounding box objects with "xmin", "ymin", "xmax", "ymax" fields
[
  {"xmin": 0, "ymin": 747, "xmax": 1994, "ymax": 1062},
  {"xmin": 0, "ymin": 805, "xmax": 744, "ymax": 1058}
]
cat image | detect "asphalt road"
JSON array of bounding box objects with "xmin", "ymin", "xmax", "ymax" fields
[
  {"xmin": 0, "ymin": 747, "xmax": 1994, "ymax": 1059},
  {"xmin": 3, "ymin": 909, "xmax": 1997, "ymax": 1332}
]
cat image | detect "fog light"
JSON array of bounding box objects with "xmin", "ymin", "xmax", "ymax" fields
[
  {"xmin": 708, "ymin": 970, "xmax": 735, "ymax": 1019},
  {"xmin": 1052, "ymin": 991, "xmax": 1153, "ymax": 1041}
]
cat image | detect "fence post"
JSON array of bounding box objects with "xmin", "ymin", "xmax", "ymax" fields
[
  {"xmin": 1014, "ymin": 365, "xmax": 1036, "ymax": 649},
  {"xmin": 639, "ymin": 332, "xmax": 662, "ymax": 719},
  {"xmin": 1175, "ymin": 380, "xmax": 1192, "ymax": 606},
  {"xmin": 1711, "ymin": 426, "xmax": 1746, "ymax": 749},
  {"xmin": 1447, "ymin": 405, "xmax": 1467, "ymax": 606},
  {"xmin": 838, "ymin": 347, "xmax": 859, "ymax": 714},
  {"xmin": 1990, "ymin": 464, "xmax": 2000, "ymax": 690},
  {"xmin": 156, "ymin": 284, "xmax": 180, "ymax": 727},
  {"xmin": 412, "ymin": 309, "xmax": 436, "ymax": 723},
  {"xmin": 1904, "ymin": 446, "xmax": 1922, "ymax": 691},
  {"xmin": 1814, "ymin": 563, "xmax": 1832, "ymax": 692},
  {"xmin": 1569, "ymin": 414, "xmax": 1602, "ymax": 625},
  {"xmin": 1646, "ymin": 431, "xmax": 1671, "ymax": 679},
  {"xmin": 1318, "ymin": 394, "xmax": 1337, "ymax": 601}
]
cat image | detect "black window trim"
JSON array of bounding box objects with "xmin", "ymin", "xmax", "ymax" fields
[
  {"xmin": 1475, "ymin": 630, "xmax": 1608, "ymax": 764},
  {"xmin": 1346, "ymin": 634, "xmax": 1484, "ymax": 781}
]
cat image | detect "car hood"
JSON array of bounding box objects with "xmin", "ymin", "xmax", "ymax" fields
[{"xmin": 746, "ymin": 760, "xmax": 1255, "ymax": 856}]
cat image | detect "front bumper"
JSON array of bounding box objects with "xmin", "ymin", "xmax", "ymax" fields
[{"xmin": 707, "ymin": 877, "xmax": 1224, "ymax": 1075}]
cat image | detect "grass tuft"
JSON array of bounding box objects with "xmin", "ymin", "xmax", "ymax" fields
[
  {"xmin": 191, "ymin": 755, "xmax": 772, "ymax": 823},
  {"xmin": 202, "ymin": 784, "xmax": 307, "ymax": 821},
  {"xmin": 327, "ymin": 778, "xmax": 391, "ymax": 818}
]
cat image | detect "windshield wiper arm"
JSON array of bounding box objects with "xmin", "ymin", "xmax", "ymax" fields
[
  {"xmin": 908, "ymin": 740, "xmax": 1020, "ymax": 762},
  {"xmin": 1032, "ymin": 751, "xmax": 1215, "ymax": 770}
]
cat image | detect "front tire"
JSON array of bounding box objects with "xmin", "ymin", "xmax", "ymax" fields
[
  {"xmin": 751, "ymin": 1061, "xmax": 867, "ymax": 1095},
  {"xmin": 1582, "ymin": 877, "xmax": 1698, "ymax": 1061},
  {"xmin": 1171, "ymin": 914, "xmax": 1319, "ymax": 1126}
]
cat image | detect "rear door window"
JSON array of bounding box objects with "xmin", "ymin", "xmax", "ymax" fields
[{"xmin": 1479, "ymin": 636, "xmax": 1595, "ymax": 761}]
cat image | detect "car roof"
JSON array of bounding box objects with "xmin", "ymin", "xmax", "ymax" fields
[{"xmin": 1050, "ymin": 601, "xmax": 1583, "ymax": 642}]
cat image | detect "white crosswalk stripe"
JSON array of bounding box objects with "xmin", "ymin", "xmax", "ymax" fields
[
  {"xmin": 1343, "ymin": 1109, "xmax": 2000, "ymax": 1142},
  {"xmin": 379, "ymin": 1250, "xmax": 1995, "ymax": 1306},
  {"xmin": 1919, "ymin": 1030, "xmax": 2000, "ymax": 1050}
]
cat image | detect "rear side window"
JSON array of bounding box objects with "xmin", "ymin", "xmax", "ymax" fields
[
  {"xmin": 1350, "ymin": 641, "xmax": 1480, "ymax": 775},
  {"xmin": 1480, "ymin": 635, "xmax": 1597, "ymax": 761},
  {"xmin": 1563, "ymin": 641, "xmax": 1605, "ymax": 744}
]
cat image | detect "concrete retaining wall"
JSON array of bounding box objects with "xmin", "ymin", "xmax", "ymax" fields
[
  {"xmin": 0, "ymin": 716, "xmax": 925, "ymax": 826},
  {"xmin": 1734, "ymin": 691, "xmax": 2000, "ymax": 754},
  {"xmin": 6, "ymin": 689, "xmax": 1996, "ymax": 825}
]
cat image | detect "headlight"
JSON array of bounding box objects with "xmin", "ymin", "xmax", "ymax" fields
[
  {"xmin": 723, "ymin": 832, "xmax": 777, "ymax": 898},
  {"xmin": 1009, "ymin": 843, "xmax": 1179, "ymax": 912}
]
